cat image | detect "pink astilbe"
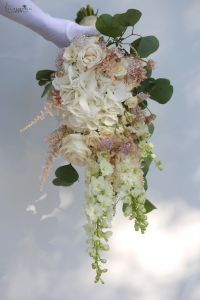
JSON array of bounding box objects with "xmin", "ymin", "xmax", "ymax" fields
[
  {"xmin": 99, "ymin": 138, "xmax": 113, "ymax": 150},
  {"xmin": 55, "ymin": 49, "xmax": 65, "ymax": 71},
  {"xmin": 49, "ymin": 89, "xmax": 63, "ymax": 108},
  {"xmin": 137, "ymin": 92, "xmax": 149, "ymax": 101},
  {"xmin": 119, "ymin": 141, "xmax": 132, "ymax": 155},
  {"xmin": 20, "ymin": 102, "xmax": 54, "ymax": 133},
  {"xmin": 92, "ymin": 47, "xmax": 124, "ymax": 80},
  {"xmin": 130, "ymin": 106, "xmax": 145, "ymax": 121},
  {"xmin": 126, "ymin": 57, "xmax": 147, "ymax": 84},
  {"xmin": 39, "ymin": 125, "xmax": 69, "ymax": 192}
]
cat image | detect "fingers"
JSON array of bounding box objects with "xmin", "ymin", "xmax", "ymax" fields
[{"xmin": 81, "ymin": 25, "xmax": 100, "ymax": 37}]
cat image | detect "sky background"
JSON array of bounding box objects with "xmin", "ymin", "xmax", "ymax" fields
[{"xmin": 0, "ymin": 0, "xmax": 200, "ymax": 299}]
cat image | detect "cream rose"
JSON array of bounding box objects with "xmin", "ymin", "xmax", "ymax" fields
[
  {"xmin": 63, "ymin": 44, "xmax": 78, "ymax": 63},
  {"xmin": 77, "ymin": 42, "xmax": 106, "ymax": 71},
  {"xmin": 60, "ymin": 134, "xmax": 91, "ymax": 166},
  {"xmin": 124, "ymin": 96, "xmax": 138, "ymax": 108},
  {"xmin": 112, "ymin": 58, "xmax": 128, "ymax": 79}
]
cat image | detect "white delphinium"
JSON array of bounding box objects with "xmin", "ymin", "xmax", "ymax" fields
[
  {"xmin": 115, "ymin": 156, "xmax": 148, "ymax": 233},
  {"xmin": 84, "ymin": 153, "xmax": 115, "ymax": 283}
]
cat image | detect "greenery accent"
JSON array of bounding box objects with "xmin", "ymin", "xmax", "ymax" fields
[
  {"xmin": 52, "ymin": 164, "xmax": 79, "ymax": 187},
  {"xmin": 36, "ymin": 69, "xmax": 55, "ymax": 98},
  {"xmin": 75, "ymin": 4, "xmax": 96, "ymax": 24},
  {"xmin": 131, "ymin": 36, "xmax": 159, "ymax": 58},
  {"xmin": 144, "ymin": 199, "xmax": 157, "ymax": 213}
]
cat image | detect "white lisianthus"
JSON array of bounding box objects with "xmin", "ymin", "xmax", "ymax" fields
[
  {"xmin": 77, "ymin": 42, "xmax": 106, "ymax": 71},
  {"xmin": 60, "ymin": 133, "xmax": 91, "ymax": 165},
  {"xmin": 79, "ymin": 15, "xmax": 97, "ymax": 26},
  {"xmin": 112, "ymin": 58, "xmax": 128, "ymax": 79}
]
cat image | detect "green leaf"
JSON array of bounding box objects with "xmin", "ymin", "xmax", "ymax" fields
[
  {"xmin": 36, "ymin": 69, "xmax": 55, "ymax": 81},
  {"xmin": 145, "ymin": 65, "xmax": 152, "ymax": 78},
  {"xmin": 139, "ymin": 100, "xmax": 148, "ymax": 110},
  {"xmin": 148, "ymin": 123, "xmax": 155, "ymax": 135},
  {"xmin": 149, "ymin": 78, "xmax": 173, "ymax": 104},
  {"xmin": 52, "ymin": 178, "xmax": 74, "ymax": 187},
  {"xmin": 142, "ymin": 155, "xmax": 153, "ymax": 176},
  {"xmin": 140, "ymin": 77, "xmax": 156, "ymax": 92},
  {"xmin": 55, "ymin": 164, "xmax": 79, "ymax": 183},
  {"xmin": 136, "ymin": 77, "xmax": 173, "ymax": 104},
  {"xmin": 113, "ymin": 9, "xmax": 142, "ymax": 27},
  {"xmin": 122, "ymin": 203, "xmax": 128, "ymax": 213},
  {"xmin": 131, "ymin": 36, "xmax": 159, "ymax": 58},
  {"xmin": 95, "ymin": 14, "xmax": 126, "ymax": 38},
  {"xmin": 41, "ymin": 82, "xmax": 52, "ymax": 98},
  {"xmin": 38, "ymin": 79, "xmax": 48, "ymax": 86},
  {"xmin": 144, "ymin": 199, "xmax": 157, "ymax": 213},
  {"xmin": 144, "ymin": 178, "xmax": 148, "ymax": 191}
]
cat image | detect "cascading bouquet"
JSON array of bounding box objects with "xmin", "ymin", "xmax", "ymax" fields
[{"xmin": 20, "ymin": 5, "xmax": 173, "ymax": 283}]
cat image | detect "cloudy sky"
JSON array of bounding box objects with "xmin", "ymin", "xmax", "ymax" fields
[{"xmin": 0, "ymin": 0, "xmax": 200, "ymax": 299}]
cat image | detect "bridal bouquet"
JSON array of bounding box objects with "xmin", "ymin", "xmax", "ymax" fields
[{"xmin": 20, "ymin": 5, "xmax": 173, "ymax": 283}]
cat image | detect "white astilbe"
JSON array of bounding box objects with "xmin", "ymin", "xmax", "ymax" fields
[{"xmin": 84, "ymin": 153, "xmax": 115, "ymax": 283}]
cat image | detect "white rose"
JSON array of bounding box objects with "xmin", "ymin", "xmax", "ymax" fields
[
  {"xmin": 112, "ymin": 58, "xmax": 128, "ymax": 79},
  {"xmin": 77, "ymin": 42, "xmax": 106, "ymax": 71},
  {"xmin": 63, "ymin": 44, "xmax": 78, "ymax": 63},
  {"xmin": 79, "ymin": 15, "xmax": 97, "ymax": 26},
  {"xmin": 60, "ymin": 134, "xmax": 91, "ymax": 166}
]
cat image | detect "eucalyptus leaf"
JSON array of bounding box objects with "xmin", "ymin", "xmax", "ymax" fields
[
  {"xmin": 139, "ymin": 100, "xmax": 148, "ymax": 110},
  {"xmin": 52, "ymin": 178, "xmax": 74, "ymax": 187},
  {"xmin": 36, "ymin": 69, "xmax": 55, "ymax": 81},
  {"xmin": 38, "ymin": 79, "xmax": 48, "ymax": 86},
  {"xmin": 145, "ymin": 65, "xmax": 152, "ymax": 78},
  {"xmin": 149, "ymin": 78, "xmax": 173, "ymax": 104},
  {"xmin": 113, "ymin": 9, "xmax": 142, "ymax": 27},
  {"xmin": 148, "ymin": 123, "xmax": 155, "ymax": 135},
  {"xmin": 144, "ymin": 199, "xmax": 157, "ymax": 213},
  {"xmin": 95, "ymin": 14, "xmax": 126, "ymax": 38},
  {"xmin": 55, "ymin": 164, "xmax": 79, "ymax": 183},
  {"xmin": 131, "ymin": 36, "xmax": 159, "ymax": 58}
]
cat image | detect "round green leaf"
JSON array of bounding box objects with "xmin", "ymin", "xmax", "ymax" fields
[
  {"xmin": 131, "ymin": 36, "xmax": 159, "ymax": 58},
  {"xmin": 38, "ymin": 79, "xmax": 48, "ymax": 86},
  {"xmin": 113, "ymin": 9, "xmax": 142, "ymax": 27},
  {"xmin": 148, "ymin": 123, "xmax": 155, "ymax": 136},
  {"xmin": 144, "ymin": 199, "xmax": 157, "ymax": 213},
  {"xmin": 52, "ymin": 178, "xmax": 74, "ymax": 187},
  {"xmin": 36, "ymin": 69, "xmax": 55, "ymax": 81},
  {"xmin": 140, "ymin": 78, "xmax": 156, "ymax": 93},
  {"xmin": 55, "ymin": 164, "xmax": 79, "ymax": 183},
  {"xmin": 95, "ymin": 14, "xmax": 126, "ymax": 38},
  {"xmin": 150, "ymin": 78, "xmax": 173, "ymax": 104}
]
